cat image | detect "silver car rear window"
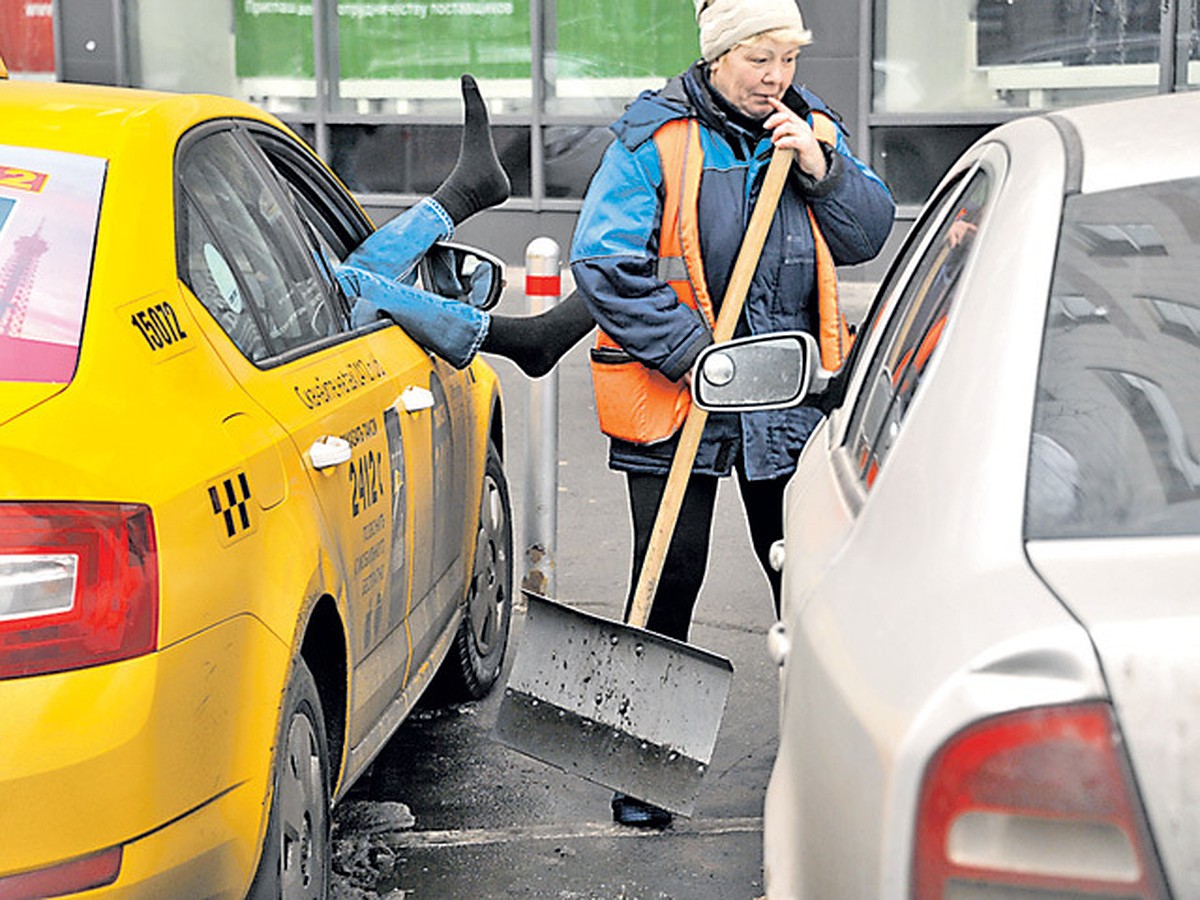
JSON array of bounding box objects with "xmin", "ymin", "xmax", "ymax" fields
[
  {"xmin": 1028, "ymin": 177, "xmax": 1200, "ymax": 538},
  {"xmin": 0, "ymin": 146, "xmax": 105, "ymax": 384}
]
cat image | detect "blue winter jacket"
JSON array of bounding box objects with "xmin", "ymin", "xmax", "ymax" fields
[{"xmin": 570, "ymin": 62, "xmax": 895, "ymax": 480}]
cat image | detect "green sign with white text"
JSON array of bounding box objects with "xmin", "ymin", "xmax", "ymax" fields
[{"xmin": 233, "ymin": 0, "xmax": 695, "ymax": 80}]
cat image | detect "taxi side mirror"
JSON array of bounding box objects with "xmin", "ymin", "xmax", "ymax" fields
[
  {"xmin": 419, "ymin": 242, "xmax": 506, "ymax": 311},
  {"xmin": 691, "ymin": 332, "xmax": 829, "ymax": 411}
]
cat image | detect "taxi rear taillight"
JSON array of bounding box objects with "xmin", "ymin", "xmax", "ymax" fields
[
  {"xmin": 914, "ymin": 703, "xmax": 1169, "ymax": 899},
  {"xmin": 0, "ymin": 502, "xmax": 158, "ymax": 680},
  {"xmin": 0, "ymin": 847, "xmax": 122, "ymax": 899}
]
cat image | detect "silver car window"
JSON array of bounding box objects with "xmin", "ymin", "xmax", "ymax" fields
[
  {"xmin": 844, "ymin": 170, "xmax": 993, "ymax": 489},
  {"xmin": 1027, "ymin": 177, "xmax": 1200, "ymax": 538}
]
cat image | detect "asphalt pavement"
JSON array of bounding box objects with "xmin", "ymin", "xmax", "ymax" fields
[{"xmin": 329, "ymin": 273, "xmax": 877, "ymax": 899}]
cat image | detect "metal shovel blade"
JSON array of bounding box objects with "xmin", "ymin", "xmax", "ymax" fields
[{"xmin": 493, "ymin": 591, "xmax": 734, "ymax": 816}]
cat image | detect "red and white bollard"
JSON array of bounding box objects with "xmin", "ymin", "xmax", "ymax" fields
[{"xmin": 522, "ymin": 237, "xmax": 560, "ymax": 598}]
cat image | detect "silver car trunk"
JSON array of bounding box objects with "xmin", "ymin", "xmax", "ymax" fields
[{"xmin": 1028, "ymin": 537, "xmax": 1200, "ymax": 897}]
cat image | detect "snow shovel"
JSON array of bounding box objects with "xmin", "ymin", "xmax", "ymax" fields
[{"xmin": 494, "ymin": 146, "xmax": 797, "ymax": 816}]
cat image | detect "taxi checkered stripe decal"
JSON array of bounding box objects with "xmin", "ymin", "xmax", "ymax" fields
[{"xmin": 209, "ymin": 472, "xmax": 252, "ymax": 538}]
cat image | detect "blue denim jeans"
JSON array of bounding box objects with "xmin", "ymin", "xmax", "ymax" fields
[{"xmin": 336, "ymin": 198, "xmax": 489, "ymax": 369}]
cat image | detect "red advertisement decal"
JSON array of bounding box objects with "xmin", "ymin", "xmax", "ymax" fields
[{"xmin": 0, "ymin": 166, "xmax": 49, "ymax": 193}]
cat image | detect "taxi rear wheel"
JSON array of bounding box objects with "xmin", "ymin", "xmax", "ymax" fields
[
  {"xmin": 248, "ymin": 658, "xmax": 331, "ymax": 900},
  {"xmin": 432, "ymin": 440, "xmax": 513, "ymax": 702}
]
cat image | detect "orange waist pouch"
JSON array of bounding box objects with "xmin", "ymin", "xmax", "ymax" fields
[{"xmin": 589, "ymin": 330, "xmax": 690, "ymax": 445}]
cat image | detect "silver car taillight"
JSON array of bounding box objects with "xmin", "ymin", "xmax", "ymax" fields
[{"xmin": 914, "ymin": 703, "xmax": 1169, "ymax": 898}]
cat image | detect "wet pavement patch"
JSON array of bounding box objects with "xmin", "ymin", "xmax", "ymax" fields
[{"xmin": 332, "ymin": 801, "xmax": 416, "ymax": 897}]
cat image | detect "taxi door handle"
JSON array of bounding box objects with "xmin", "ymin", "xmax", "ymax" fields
[
  {"xmin": 399, "ymin": 385, "xmax": 435, "ymax": 413},
  {"xmin": 309, "ymin": 435, "xmax": 352, "ymax": 470}
]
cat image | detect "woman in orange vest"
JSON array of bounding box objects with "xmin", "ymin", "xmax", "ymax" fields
[{"xmin": 569, "ymin": 0, "xmax": 895, "ymax": 826}]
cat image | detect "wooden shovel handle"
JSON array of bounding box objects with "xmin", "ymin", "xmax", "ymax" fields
[{"xmin": 627, "ymin": 146, "xmax": 796, "ymax": 629}]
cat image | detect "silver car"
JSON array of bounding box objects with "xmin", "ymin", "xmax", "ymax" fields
[{"xmin": 693, "ymin": 90, "xmax": 1200, "ymax": 898}]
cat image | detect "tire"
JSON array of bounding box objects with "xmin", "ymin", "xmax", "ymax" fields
[
  {"xmin": 431, "ymin": 440, "xmax": 514, "ymax": 702},
  {"xmin": 248, "ymin": 658, "xmax": 331, "ymax": 900}
]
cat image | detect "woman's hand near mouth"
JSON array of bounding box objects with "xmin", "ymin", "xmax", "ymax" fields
[{"xmin": 764, "ymin": 96, "xmax": 827, "ymax": 181}]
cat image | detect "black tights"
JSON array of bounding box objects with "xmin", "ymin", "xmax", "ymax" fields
[
  {"xmin": 482, "ymin": 289, "xmax": 595, "ymax": 378},
  {"xmin": 623, "ymin": 464, "xmax": 789, "ymax": 642}
]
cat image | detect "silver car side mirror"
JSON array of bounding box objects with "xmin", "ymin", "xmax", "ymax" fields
[
  {"xmin": 419, "ymin": 241, "xmax": 507, "ymax": 310},
  {"xmin": 691, "ymin": 331, "xmax": 826, "ymax": 411}
]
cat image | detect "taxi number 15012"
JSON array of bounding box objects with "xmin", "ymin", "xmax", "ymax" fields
[
  {"xmin": 350, "ymin": 449, "xmax": 385, "ymax": 518},
  {"xmin": 131, "ymin": 301, "xmax": 189, "ymax": 350}
]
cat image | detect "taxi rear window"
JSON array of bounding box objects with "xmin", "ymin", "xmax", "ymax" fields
[{"xmin": 0, "ymin": 146, "xmax": 105, "ymax": 383}]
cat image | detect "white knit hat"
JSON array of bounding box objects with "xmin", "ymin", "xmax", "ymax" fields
[{"xmin": 694, "ymin": 0, "xmax": 812, "ymax": 62}]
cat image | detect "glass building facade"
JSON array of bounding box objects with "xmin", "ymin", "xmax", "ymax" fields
[
  {"xmin": 872, "ymin": 0, "xmax": 1200, "ymax": 206},
  {"xmin": 2, "ymin": 0, "xmax": 1199, "ymax": 263}
]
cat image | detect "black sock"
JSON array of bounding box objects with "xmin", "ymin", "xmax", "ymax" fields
[
  {"xmin": 481, "ymin": 289, "xmax": 595, "ymax": 378},
  {"xmin": 431, "ymin": 74, "xmax": 511, "ymax": 226}
]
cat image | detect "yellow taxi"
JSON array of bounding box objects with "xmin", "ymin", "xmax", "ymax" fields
[{"xmin": 0, "ymin": 76, "xmax": 513, "ymax": 898}]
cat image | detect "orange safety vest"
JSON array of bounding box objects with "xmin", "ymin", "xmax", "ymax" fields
[{"xmin": 590, "ymin": 112, "xmax": 851, "ymax": 445}]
